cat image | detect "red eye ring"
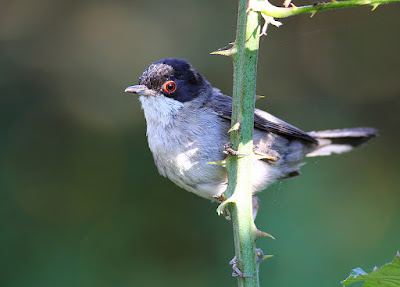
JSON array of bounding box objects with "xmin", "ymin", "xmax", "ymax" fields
[{"xmin": 162, "ymin": 80, "xmax": 177, "ymax": 94}]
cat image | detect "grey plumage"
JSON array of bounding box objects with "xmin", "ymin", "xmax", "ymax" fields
[{"xmin": 125, "ymin": 58, "xmax": 378, "ymax": 201}]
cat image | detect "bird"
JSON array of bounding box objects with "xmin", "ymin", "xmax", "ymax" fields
[{"xmin": 125, "ymin": 58, "xmax": 378, "ymax": 213}]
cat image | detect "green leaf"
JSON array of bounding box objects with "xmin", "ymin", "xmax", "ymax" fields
[{"xmin": 341, "ymin": 252, "xmax": 400, "ymax": 287}]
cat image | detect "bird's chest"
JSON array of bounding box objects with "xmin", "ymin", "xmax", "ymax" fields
[
  {"xmin": 149, "ymin": 127, "xmax": 206, "ymax": 194},
  {"xmin": 146, "ymin": 124, "xmax": 199, "ymax": 175},
  {"xmin": 140, "ymin": 95, "xmax": 196, "ymax": 172},
  {"xmin": 145, "ymin": 118, "xmax": 228, "ymax": 198}
]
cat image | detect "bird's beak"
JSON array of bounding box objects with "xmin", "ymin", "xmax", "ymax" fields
[{"xmin": 124, "ymin": 85, "xmax": 153, "ymax": 96}]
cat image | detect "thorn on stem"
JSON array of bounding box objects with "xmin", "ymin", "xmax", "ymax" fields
[
  {"xmin": 371, "ymin": 3, "xmax": 379, "ymax": 10},
  {"xmin": 206, "ymin": 159, "xmax": 227, "ymax": 167},
  {"xmin": 210, "ymin": 46, "xmax": 237, "ymax": 57},
  {"xmin": 261, "ymin": 254, "xmax": 274, "ymax": 262},
  {"xmin": 255, "ymin": 229, "xmax": 275, "ymax": 240},
  {"xmin": 228, "ymin": 122, "xmax": 240, "ymax": 133}
]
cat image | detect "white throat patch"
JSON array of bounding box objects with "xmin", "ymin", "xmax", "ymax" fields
[{"xmin": 139, "ymin": 95, "xmax": 183, "ymax": 128}]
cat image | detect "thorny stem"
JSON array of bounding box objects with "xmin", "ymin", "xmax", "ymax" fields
[
  {"xmin": 249, "ymin": 0, "xmax": 400, "ymax": 19},
  {"xmin": 213, "ymin": 0, "xmax": 399, "ymax": 286},
  {"xmin": 216, "ymin": 0, "xmax": 262, "ymax": 286}
]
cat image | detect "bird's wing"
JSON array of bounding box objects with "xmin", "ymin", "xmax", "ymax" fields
[{"xmin": 208, "ymin": 91, "xmax": 318, "ymax": 144}]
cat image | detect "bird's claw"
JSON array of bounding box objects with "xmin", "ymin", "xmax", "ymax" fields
[
  {"xmin": 216, "ymin": 194, "xmax": 234, "ymax": 220},
  {"xmin": 229, "ymin": 257, "xmax": 255, "ymax": 278},
  {"xmin": 256, "ymin": 248, "xmax": 274, "ymax": 263},
  {"xmin": 256, "ymin": 248, "xmax": 264, "ymax": 263}
]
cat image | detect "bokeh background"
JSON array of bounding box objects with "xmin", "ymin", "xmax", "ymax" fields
[{"xmin": 1, "ymin": 0, "xmax": 399, "ymax": 286}]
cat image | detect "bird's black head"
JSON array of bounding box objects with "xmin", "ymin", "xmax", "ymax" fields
[{"xmin": 137, "ymin": 58, "xmax": 210, "ymax": 103}]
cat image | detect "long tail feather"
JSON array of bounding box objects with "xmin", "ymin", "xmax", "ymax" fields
[{"xmin": 306, "ymin": 127, "xmax": 378, "ymax": 157}]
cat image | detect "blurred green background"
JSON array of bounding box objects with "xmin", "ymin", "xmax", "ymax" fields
[{"xmin": 1, "ymin": 0, "xmax": 399, "ymax": 286}]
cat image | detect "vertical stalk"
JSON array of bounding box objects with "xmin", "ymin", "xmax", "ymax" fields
[{"xmin": 224, "ymin": 0, "xmax": 261, "ymax": 286}]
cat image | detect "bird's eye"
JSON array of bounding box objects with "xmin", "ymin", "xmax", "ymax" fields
[{"xmin": 162, "ymin": 80, "xmax": 177, "ymax": 94}]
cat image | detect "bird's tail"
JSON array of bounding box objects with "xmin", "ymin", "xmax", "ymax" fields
[{"xmin": 306, "ymin": 127, "xmax": 378, "ymax": 157}]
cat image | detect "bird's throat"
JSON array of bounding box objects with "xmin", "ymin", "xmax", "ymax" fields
[{"xmin": 139, "ymin": 95, "xmax": 183, "ymax": 128}]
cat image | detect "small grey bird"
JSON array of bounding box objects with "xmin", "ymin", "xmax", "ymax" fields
[{"xmin": 125, "ymin": 58, "xmax": 377, "ymax": 207}]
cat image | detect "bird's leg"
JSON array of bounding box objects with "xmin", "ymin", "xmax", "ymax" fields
[
  {"xmin": 253, "ymin": 145, "xmax": 280, "ymax": 162},
  {"xmin": 215, "ymin": 185, "xmax": 259, "ymax": 220},
  {"xmin": 215, "ymin": 194, "xmax": 258, "ymax": 220},
  {"xmin": 252, "ymin": 195, "xmax": 259, "ymax": 220},
  {"xmin": 224, "ymin": 143, "xmax": 280, "ymax": 161}
]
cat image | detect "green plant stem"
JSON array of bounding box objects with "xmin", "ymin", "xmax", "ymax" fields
[
  {"xmin": 223, "ymin": 0, "xmax": 262, "ymax": 286},
  {"xmin": 215, "ymin": 0, "xmax": 400, "ymax": 286},
  {"xmin": 250, "ymin": 0, "xmax": 400, "ymax": 18}
]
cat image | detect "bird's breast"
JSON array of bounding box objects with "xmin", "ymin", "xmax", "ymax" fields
[{"xmin": 145, "ymin": 118, "xmax": 228, "ymax": 199}]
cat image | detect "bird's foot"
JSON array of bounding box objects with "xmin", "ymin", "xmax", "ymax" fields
[
  {"xmin": 229, "ymin": 257, "xmax": 255, "ymax": 278},
  {"xmin": 214, "ymin": 194, "xmax": 231, "ymax": 220},
  {"xmin": 223, "ymin": 143, "xmax": 248, "ymax": 157},
  {"xmin": 255, "ymin": 248, "xmax": 273, "ymax": 263}
]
